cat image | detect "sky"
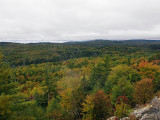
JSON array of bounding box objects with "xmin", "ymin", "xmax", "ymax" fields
[{"xmin": 0, "ymin": 0, "xmax": 160, "ymax": 43}]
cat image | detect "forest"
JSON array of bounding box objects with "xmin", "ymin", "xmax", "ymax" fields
[{"xmin": 1, "ymin": 40, "xmax": 160, "ymax": 120}]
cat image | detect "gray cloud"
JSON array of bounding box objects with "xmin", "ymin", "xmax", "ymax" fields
[{"xmin": 0, "ymin": 0, "xmax": 160, "ymax": 43}]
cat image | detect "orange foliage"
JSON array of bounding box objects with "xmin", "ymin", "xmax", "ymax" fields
[{"xmin": 137, "ymin": 60, "xmax": 160, "ymax": 79}]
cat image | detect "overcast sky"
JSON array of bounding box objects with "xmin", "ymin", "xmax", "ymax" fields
[{"xmin": 0, "ymin": 0, "xmax": 160, "ymax": 43}]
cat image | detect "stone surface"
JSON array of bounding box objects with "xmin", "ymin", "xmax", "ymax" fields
[
  {"xmin": 107, "ymin": 116, "xmax": 116, "ymax": 120},
  {"xmin": 107, "ymin": 97, "xmax": 160, "ymax": 120},
  {"xmin": 130, "ymin": 96, "xmax": 160, "ymax": 120},
  {"xmin": 120, "ymin": 117, "xmax": 130, "ymax": 120}
]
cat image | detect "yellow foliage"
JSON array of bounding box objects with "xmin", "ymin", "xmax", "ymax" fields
[
  {"xmin": 82, "ymin": 95, "xmax": 94, "ymax": 120},
  {"xmin": 60, "ymin": 88, "xmax": 73, "ymax": 111},
  {"xmin": 30, "ymin": 86, "xmax": 45, "ymax": 98},
  {"xmin": 0, "ymin": 94, "xmax": 11, "ymax": 116}
]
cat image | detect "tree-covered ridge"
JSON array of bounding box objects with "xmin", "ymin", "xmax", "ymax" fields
[
  {"xmin": 1, "ymin": 40, "xmax": 160, "ymax": 66},
  {"xmin": 0, "ymin": 40, "xmax": 160, "ymax": 119}
]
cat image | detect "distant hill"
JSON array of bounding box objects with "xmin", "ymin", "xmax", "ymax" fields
[
  {"xmin": 0, "ymin": 39, "xmax": 160, "ymax": 66},
  {"xmin": 63, "ymin": 39, "xmax": 160, "ymax": 47},
  {"xmin": 1, "ymin": 39, "xmax": 160, "ymax": 46}
]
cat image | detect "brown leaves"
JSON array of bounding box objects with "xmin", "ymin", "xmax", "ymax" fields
[
  {"xmin": 82, "ymin": 90, "xmax": 112, "ymax": 120},
  {"xmin": 134, "ymin": 78, "xmax": 154, "ymax": 104}
]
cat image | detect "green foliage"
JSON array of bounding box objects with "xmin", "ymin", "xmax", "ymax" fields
[
  {"xmin": 111, "ymin": 77, "xmax": 134, "ymax": 103},
  {"xmin": 0, "ymin": 52, "xmax": 2, "ymax": 61},
  {"xmin": 11, "ymin": 100, "xmax": 45, "ymax": 120},
  {"xmin": 46, "ymin": 98, "xmax": 62, "ymax": 120},
  {"xmin": 88, "ymin": 55, "xmax": 111, "ymax": 91},
  {"xmin": 153, "ymin": 75, "xmax": 160, "ymax": 92},
  {"xmin": 0, "ymin": 94, "xmax": 12, "ymax": 120},
  {"xmin": 60, "ymin": 87, "xmax": 85, "ymax": 119},
  {"xmin": 114, "ymin": 96, "xmax": 130, "ymax": 119},
  {"xmin": 0, "ymin": 41, "xmax": 160, "ymax": 119},
  {"xmin": 148, "ymin": 53, "xmax": 160, "ymax": 62},
  {"xmin": 105, "ymin": 64, "xmax": 139, "ymax": 94},
  {"xmin": 81, "ymin": 95, "xmax": 94, "ymax": 120}
]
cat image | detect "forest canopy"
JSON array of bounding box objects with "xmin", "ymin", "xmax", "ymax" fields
[{"xmin": 0, "ymin": 40, "xmax": 160, "ymax": 120}]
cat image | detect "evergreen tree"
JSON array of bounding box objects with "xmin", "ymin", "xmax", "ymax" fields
[{"xmin": 88, "ymin": 55, "xmax": 111, "ymax": 90}]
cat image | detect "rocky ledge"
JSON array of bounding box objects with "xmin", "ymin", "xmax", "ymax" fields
[
  {"xmin": 130, "ymin": 96, "xmax": 160, "ymax": 120},
  {"xmin": 107, "ymin": 96, "xmax": 160, "ymax": 120}
]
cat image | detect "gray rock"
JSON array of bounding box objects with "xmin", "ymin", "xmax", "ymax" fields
[
  {"xmin": 149, "ymin": 96, "xmax": 158, "ymax": 105},
  {"xmin": 130, "ymin": 96, "xmax": 160, "ymax": 120},
  {"xmin": 107, "ymin": 116, "xmax": 116, "ymax": 120},
  {"xmin": 107, "ymin": 97, "xmax": 160, "ymax": 120},
  {"xmin": 130, "ymin": 105, "xmax": 150, "ymax": 119},
  {"xmin": 120, "ymin": 117, "xmax": 130, "ymax": 120}
]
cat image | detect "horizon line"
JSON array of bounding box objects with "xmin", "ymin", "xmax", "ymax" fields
[{"xmin": 1, "ymin": 39, "xmax": 160, "ymax": 44}]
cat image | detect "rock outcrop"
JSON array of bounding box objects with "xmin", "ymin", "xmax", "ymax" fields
[
  {"xmin": 107, "ymin": 116, "xmax": 116, "ymax": 120},
  {"xmin": 130, "ymin": 96, "xmax": 160, "ymax": 120},
  {"xmin": 107, "ymin": 96, "xmax": 160, "ymax": 120}
]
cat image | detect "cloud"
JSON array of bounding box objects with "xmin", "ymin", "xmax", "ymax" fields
[{"xmin": 0, "ymin": 0, "xmax": 160, "ymax": 43}]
